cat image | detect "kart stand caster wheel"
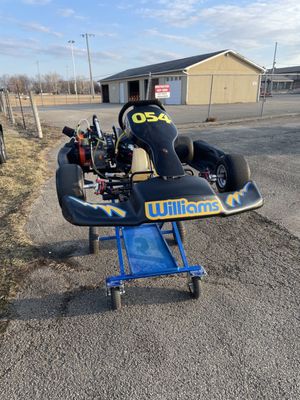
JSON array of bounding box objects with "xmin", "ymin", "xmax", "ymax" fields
[
  {"xmin": 188, "ymin": 276, "xmax": 201, "ymax": 299},
  {"xmin": 89, "ymin": 226, "xmax": 99, "ymax": 254},
  {"xmin": 111, "ymin": 287, "xmax": 121, "ymax": 310}
]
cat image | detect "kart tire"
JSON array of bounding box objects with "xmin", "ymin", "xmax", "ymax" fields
[
  {"xmin": 215, "ymin": 154, "xmax": 250, "ymax": 193},
  {"xmin": 111, "ymin": 287, "xmax": 121, "ymax": 310},
  {"xmin": 0, "ymin": 129, "xmax": 7, "ymax": 164},
  {"xmin": 172, "ymin": 221, "xmax": 186, "ymax": 244},
  {"xmin": 89, "ymin": 226, "xmax": 99, "ymax": 254},
  {"xmin": 189, "ymin": 277, "xmax": 201, "ymax": 299},
  {"xmin": 175, "ymin": 136, "xmax": 194, "ymax": 163},
  {"xmin": 56, "ymin": 164, "xmax": 86, "ymax": 206}
]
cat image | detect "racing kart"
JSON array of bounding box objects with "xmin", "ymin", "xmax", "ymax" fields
[{"xmin": 56, "ymin": 100, "xmax": 263, "ymax": 309}]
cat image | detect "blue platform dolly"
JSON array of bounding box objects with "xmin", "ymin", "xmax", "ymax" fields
[{"xmin": 99, "ymin": 222, "xmax": 206, "ymax": 310}]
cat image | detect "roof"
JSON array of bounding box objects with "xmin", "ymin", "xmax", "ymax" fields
[
  {"xmin": 269, "ymin": 66, "xmax": 300, "ymax": 74},
  {"xmin": 261, "ymin": 75, "xmax": 293, "ymax": 82},
  {"xmin": 100, "ymin": 50, "xmax": 264, "ymax": 83}
]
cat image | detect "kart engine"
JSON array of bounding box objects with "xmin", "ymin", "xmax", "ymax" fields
[{"xmin": 62, "ymin": 117, "xmax": 133, "ymax": 173}]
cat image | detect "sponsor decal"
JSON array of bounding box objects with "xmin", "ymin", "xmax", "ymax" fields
[
  {"xmin": 70, "ymin": 197, "xmax": 126, "ymax": 218},
  {"xmin": 145, "ymin": 198, "xmax": 222, "ymax": 220},
  {"xmin": 225, "ymin": 182, "xmax": 251, "ymax": 207}
]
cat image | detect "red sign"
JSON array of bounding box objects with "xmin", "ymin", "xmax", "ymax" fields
[{"xmin": 155, "ymin": 84, "xmax": 170, "ymax": 98}]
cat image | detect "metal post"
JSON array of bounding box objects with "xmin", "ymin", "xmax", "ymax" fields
[
  {"xmin": 68, "ymin": 40, "xmax": 78, "ymax": 96},
  {"xmin": 29, "ymin": 91, "xmax": 43, "ymax": 138},
  {"xmin": 207, "ymin": 74, "xmax": 214, "ymax": 120},
  {"xmin": 5, "ymin": 90, "xmax": 15, "ymax": 124},
  {"xmin": 36, "ymin": 60, "xmax": 44, "ymax": 106},
  {"xmin": 270, "ymin": 42, "xmax": 278, "ymax": 96},
  {"xmin": 0, "ymin": 91, "xmax": 7, "ymax": 116},
  {"xmin": 81, "ymin": 33, "xmax": 95, "ymax": 98},
  {"xmin": 260, "ymin": 74, "xmax": 267, "ymax": 117},
  {"xmin": 146, "ymin": 72, "xmax": 152, "ymax": 100},
  {"xmin": 16, "ymin": 85, "xmax": 26, "ymax": 129}
]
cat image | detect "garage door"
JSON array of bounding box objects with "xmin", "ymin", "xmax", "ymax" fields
[{"xmin": 165, "ymin": 78, "xmax": 182, "ymax": 105}]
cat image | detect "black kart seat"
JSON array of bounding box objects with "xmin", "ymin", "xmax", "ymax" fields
[{"xmin": 125, "ymin": 105, "xmax": 185, "ymax": 178}]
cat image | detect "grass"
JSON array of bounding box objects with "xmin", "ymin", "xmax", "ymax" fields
[
  {"xmin": 9, "ymin": 94, "xmax": 101, "ymax": 108},
  {"xmin": 0, "ymin": 114, "xmax": 62, "ymax": 331}
]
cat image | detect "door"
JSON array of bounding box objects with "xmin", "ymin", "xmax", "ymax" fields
[
  {"xmin": 165, "ymin": 78, "xmax": 182, "ymax": 105},
  {"xmin": 101, "ymin": 85, "xmax": 109, "ymax": 103},
  {"xmin": 119, "ymin": 82, "xmax": 125, "ymax": 103}
]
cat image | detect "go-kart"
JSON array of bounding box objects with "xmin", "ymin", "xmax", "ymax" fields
[{"xmin": 56, "ymin": 100, "xmax": 263, "ymax": 309}]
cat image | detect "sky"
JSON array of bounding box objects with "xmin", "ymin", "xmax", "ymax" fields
[{"xmin": 0, "ymin": 0, "xmax": 300, "ymax": 80}]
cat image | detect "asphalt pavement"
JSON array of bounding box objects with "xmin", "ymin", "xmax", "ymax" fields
[
  {"xmin": 16, "ymin": 93, "xmax": 300, "ymax": 131},
  {"xmin": 0, "ymin": 115, "xmax": 299, "ymax": 399}
]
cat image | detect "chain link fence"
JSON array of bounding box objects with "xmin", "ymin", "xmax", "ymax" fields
[{"xmin": 143, "ymin": 72, "xmax": 300, "ymax": 124}]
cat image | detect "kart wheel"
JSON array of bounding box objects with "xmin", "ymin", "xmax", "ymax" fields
[
  {"xmin": 0, "ymin": 130, "xmax": 7, "ymax": 164},
  {"xmin": 111, "ymin": 287, "xmax": 121, "ymax": 310},
  {"xmin": 89, "ymin": 226, "xmax": 99, "ymax": 255},
  {"xmin": 56, "ymin": 164, "xmax": 86, "ymax": 206},
  {"xmin": 216, "ymin": 154, "xmax": 250, "ymax": 193},
  {"xmin": 173, "ymin": 221, "xmax": 186, "ymax": 244},
  {"xmin": 189, "ymin": 276, "xmax": 201, "ymax": 299},
  {"xmin": 175, "ymin": 136, "xmax": 194, "ymax": 163}
]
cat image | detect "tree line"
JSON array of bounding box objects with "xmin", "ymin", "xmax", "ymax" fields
[{"xmin": 0, "ymin": 73, "xmax": 101, "ymax": 95}]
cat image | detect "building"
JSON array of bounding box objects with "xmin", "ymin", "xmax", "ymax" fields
[
  {"xmin": 267, "ymin": 66, "xmax": 300, "ymax": 92},
  {"xmin": 100, "ymin": 49, "xmax": 264, "ymax": 105}
]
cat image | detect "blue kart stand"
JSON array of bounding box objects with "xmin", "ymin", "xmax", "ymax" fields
[{"xmin": 99, "ymin": 221, "xmax": 206, "ymax": 310}]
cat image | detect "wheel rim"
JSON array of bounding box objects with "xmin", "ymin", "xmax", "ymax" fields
[{"xmin": 216, "ymin": 164, "xmax": 227, "ymax": 189}]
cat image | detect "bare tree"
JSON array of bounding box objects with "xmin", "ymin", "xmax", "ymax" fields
[
  {"xmin": 10, "ymin": 75, "xmax": 31, "ymax": 93},
  {"xmin": 42, "ymin": 72, "xmax": 63, "ymax": 94},
  {"xmin": 0, "ymin": 74, "xmax": 10, "ymax": 89}
]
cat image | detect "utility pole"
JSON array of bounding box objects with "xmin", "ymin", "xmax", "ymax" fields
[
  {"xmin": 68, "ymin": 40, "xmax": 78, "ymax": 96},
  {"xmin": 270, "ymin": 42, "xmax": 278, "ymax": 95},
  {"xmin": 36, "ymin": 60, "xmax": 43, "ymax": 105},
  {"xmin": 81, "ymin": 33, "xmax": 95, "ymax": 98}
]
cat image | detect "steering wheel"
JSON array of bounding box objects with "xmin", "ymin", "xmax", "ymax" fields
[{"xmin": 118, "ymin": 100, "xmax": 166, "ymax": 130}]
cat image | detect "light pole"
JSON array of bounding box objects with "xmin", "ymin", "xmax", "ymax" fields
[
  {"xmin": 68, "ymin": 40, "xmax": 78, "ymax": 96},
  {"xmin": 81, "ymin": 33, "xmax": 95, "ymax": 98},
  {"xmin": 36, "ymin": 60, "xmax": 43, "ymax": 105},
  {"xmin": 66, "ymin": 65, "xmax": 71, "ymax": 95}
]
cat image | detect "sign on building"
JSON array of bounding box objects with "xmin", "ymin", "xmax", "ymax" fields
[{"xmin": 155, "ymin": 84, "xmax": 170, "ymax": 99}]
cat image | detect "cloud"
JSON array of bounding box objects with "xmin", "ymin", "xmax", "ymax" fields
[
  {"xmin": 145, "ymin": 28, "xmax": 211, "ymax": 51},
  {"xmin": 139, "ymin": 0, "xmax": 300, "ymax": 65},
  {"xmin": 138, "ymin": 0, "xmax": 201, "ymax": 27},
  {"xmin": 0, "ymin": 37, "xmax": 121, "ymax": 63},
  {"xmin": 138, "ymin": 0, "xmax": 300, "ymax": 44},
  {"xmin": 57, "ymin": 8, "xmax": 87, "ymax": 20},
  {"xmin": 57, "ymin": 8, "xmax": 75, "ymax": 17},
  {"xmin": 198, "ymin": 0, "xmax": 300, "ymax": 48},
  {"xmin": 0, "ymin": 37, "xmax": 40, "ymax": 57},
  {"xmin": 133, "ymin": 48, "xmax": 183, "ymax": 65},
  {"xmin": 22, "ymin": 0, "xmax": 52, "ymax": 5},
  {"xmin": 20, "ymin": 22, "xmax": 63, "ymax": 37}
]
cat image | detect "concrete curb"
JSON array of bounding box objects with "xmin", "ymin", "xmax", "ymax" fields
[{"xmin": 176, "ymin": 112, "xmax": 300, "ymax": 130}]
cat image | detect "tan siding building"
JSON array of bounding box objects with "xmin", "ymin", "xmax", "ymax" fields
[{"xmin": 100, "ymin": 50, "xmax": 264, "ymax": 105}]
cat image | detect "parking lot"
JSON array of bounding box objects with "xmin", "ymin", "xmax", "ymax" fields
[{"xmin": 0, "ymin": 115, "xmax": 299, "ymax": 399}]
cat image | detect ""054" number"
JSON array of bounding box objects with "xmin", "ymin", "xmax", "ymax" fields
[{"xmin": 132, "ymin": 112, "xmax": 172, "ymax": 124}]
